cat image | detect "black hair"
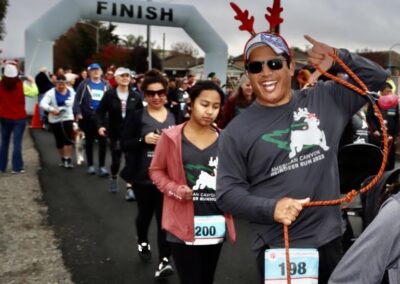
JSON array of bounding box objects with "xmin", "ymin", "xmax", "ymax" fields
[
  {"xmin": 207, "ymin": 72, "xmax": 216, "ymax": 79},
  {"xmin": 142, "ymin": 69, "xmax": 168, "ymax": 92},
  {"xmin": 382, "ymin": 82, "xmax": 393, "ymax": 91},
  {"xmin": 56, "ymin": 74, "xmax": 67, "ymax": 82},
  {"xmin": 189, "ymin": 80, "xmax": 225, "ymax": 106}
]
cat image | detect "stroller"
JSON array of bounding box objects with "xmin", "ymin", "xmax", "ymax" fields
[
  {"xmin": 339, "ymin": 143, "xmax": 399, "ymax": 284},
  {"xmin": 338, "ymin": 143, "xmax": 383, "ymax": 249}
]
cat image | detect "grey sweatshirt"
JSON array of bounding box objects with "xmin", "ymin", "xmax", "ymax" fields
[
  {"xmin": 329, "ymin": 193, "xmax": 400, "ymax": 284},
  {"xmin": 216, "ymin": 49, "xmax": 387, "ymax": 251}
]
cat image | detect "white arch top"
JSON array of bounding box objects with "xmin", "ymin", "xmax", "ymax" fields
[{"xmin": 25, "ymin": 0, "xmax": 228, "ymax": 82}]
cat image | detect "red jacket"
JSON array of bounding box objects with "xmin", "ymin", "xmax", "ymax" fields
[
  {"xmin": 149, "ymin": 123, "xmax": 236, "ymax": 243},
  {"xmin": 0, "ymin": 81, "xmax": 26, "ymax": 120}
]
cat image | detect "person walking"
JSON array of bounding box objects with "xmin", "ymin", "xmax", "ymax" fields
[
  {"xmin": 216, "ymin": 25, "xmax": 387, "ymax": 284},
  {"xmin": 96, "ymin": 67, "xmax": 143, "ymax": 198},
  {"xmin": 149, "ymin": 81, "xmax": 236, "ymax": 284},
  {"xmin": 120, "ymin": 69, "xmax": 176, "ymax": 279},
  {"xmin": 0, "ymin": 63, "xmax": 38, "ymax": 173},
  {"xmin": 35, "ymin": 67, "xmax": 54, "ymax": 130},
  {"xmin": 73, "ymin": 63, "xmax": 110, "ymax": 176},
  {"xmin": 40, "ymin": 74, "xmax": 75, "ymax": 168}
]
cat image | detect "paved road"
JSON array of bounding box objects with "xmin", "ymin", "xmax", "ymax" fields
[{"xmin": 31, "ymin": 129, "xmax": 259, "ymax": 284}]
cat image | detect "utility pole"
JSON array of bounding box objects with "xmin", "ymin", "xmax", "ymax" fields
[{"xmin": 147, "ymin": 0, "xmax": 152, "ymax": 70}]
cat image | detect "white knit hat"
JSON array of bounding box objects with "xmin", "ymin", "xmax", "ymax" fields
[{"xmin": 3, "ymin": 64, "xmax": 18, "ymax": 78}]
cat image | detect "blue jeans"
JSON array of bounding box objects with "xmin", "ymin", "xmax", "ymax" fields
[{"xmin": 0, "ymin": 118, "xmax": 27, "ymax": 172}]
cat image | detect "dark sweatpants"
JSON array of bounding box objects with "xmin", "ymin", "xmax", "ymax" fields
[
  {"xmin": 134, "ymin": 183, "xmax": 171, "ymax": 261},
  {"xmin": 78, "ymin": 117, "xmax": 106, "ymax": 167},
  {"xmin": 170, "ymin": 242, "xmax": 223, "ymax": 284}
]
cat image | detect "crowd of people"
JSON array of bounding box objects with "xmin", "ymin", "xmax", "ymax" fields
[{"xmin": 2, "ymin": 21, "xmax": 400, "ymax": 284}]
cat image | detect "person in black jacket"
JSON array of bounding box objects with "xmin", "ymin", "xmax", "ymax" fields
[
  {"xmin": 120, "ymin": 69, "xmax": 177, "ymax": 280},
  {"xmin": 35, "ymin": 67, "xmax": 54, "ymax": 129},
  {"xmin": 97, "ymin": 67, "xmax": 143, "ymax": 198}
]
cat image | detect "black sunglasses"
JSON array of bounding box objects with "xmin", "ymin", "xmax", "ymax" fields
[
  {"xmin": 145, "ymin": 89, "xmax": 166, "ymax": 97},
  {"xmin": 246, "ymin": 58, "xmax": 286, "ymax": 74}
]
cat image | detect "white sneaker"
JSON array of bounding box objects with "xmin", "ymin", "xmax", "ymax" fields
[
  {"xmin": 138, "ymin": 242, "xmax": 151, "ymax": 262},
  {"xmin": 125, "ymin": 188, "xmax": 136, "ymax": 201},
  {"xmin": 155, "ymin": 257, "xmax": 174, "ymax": 279}
]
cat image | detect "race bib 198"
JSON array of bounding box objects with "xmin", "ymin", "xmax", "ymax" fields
[
  {"xmin": 264, "ymin": 248, "xmax": 318, "ymax": 284},
  {"xmin": 185, "ymin": 215, "xmax": 225, "ymax": 246}
]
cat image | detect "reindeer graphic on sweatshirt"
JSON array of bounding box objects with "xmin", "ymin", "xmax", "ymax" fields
[
  {"xmin": 193, "ymin": 157, "xmax": 218, "ymax": 191},
  {"xmin": 289, "ymin": 108, "xmax": 329, "ymax": 158}
]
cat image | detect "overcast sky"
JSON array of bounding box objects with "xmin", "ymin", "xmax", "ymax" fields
[{"xmin": 2, "ymin": 0, "xmax": 400, "ymax": 61}]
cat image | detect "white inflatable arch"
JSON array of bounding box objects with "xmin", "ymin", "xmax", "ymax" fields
[{"xmin": 25, "ymin": 0, "xmax": 228, "ymax": 81}]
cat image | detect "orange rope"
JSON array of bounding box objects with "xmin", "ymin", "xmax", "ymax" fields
[{"xmin": 283, "ymin": 52, "xmax": 389, "ymax": 283}]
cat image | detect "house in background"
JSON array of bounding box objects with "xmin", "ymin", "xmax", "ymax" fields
[{"xmin": 156, "ymin": 48, "xmax": 400, "ymax": 91}]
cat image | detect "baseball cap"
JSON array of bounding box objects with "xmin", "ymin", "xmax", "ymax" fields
[
  {"xmin": 244, "ymin": 32, "xmax": 291, "ymax": 62},
  {"xmin": 87, "ymin": 63, "xmax": 101, "ymax": 71},
  {"xmin": 3, "ymin": 64, "xmax": 18, "ymax": 78},
  {"xmin": 114, "ymin": 67, "xmax": 131, "ymax": 77}
]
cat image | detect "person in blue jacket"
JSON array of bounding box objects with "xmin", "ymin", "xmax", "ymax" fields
[{"xmin": 73, "ymin": 63, "xmax": 110, "ymax": 176}]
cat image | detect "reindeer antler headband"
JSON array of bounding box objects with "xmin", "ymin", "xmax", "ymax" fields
[
  {"xmin": 230, "ymin": 1, "xmax": 291, "ymax": 61},
  {"xmin": 230, "ymin": 0, "xmax": 283, "ymax": 35}
]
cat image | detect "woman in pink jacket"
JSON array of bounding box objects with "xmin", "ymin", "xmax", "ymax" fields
[{"xmin": 149, "ymin": 80, "xmax": 236, "ymax": 284}]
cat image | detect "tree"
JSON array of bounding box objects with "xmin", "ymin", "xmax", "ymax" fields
[
  {"xmin": 171, "ymin": 41, "xmax": 199, "ymax": 57},
  {"xmin": 120, "ymin": 34, "xmax": 146, "ymax": 48},
  {"xmin": 53, "ymin": 21, "xmax": 121, "ymax": 72},
  {"xmin": 128, "ymin": 46, "xmax": 162, "ymax": 74},
  {"xmin": 120, "ymin": 34, "xmax": 156, "ymax": 49},
  {"xmin": 0, "ymin": 0, "xmax": 9, "ymax": 40},
  {"xmin": 92, "ymin": 44, "xmax": 131, "ymax": 68}
]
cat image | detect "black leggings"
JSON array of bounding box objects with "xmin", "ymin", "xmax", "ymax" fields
[
  {"xmin": 134, "ymin": 184, "xmax": 171, "ymax": 261},
  {"xmin": 50, "ymin": 120, "xmax": 73, "ymax": 149},
  {"xmin": 109, "ymin": 139, "xmax": 123, "ymax": 177},
  {"xmin": 256, "ymin": 237, "xmax": 343, "ymax": 284},
  {"xmin": 170, "ymin": 242, "xmax": 223, "ymax": 284},
  {"xmin": 78, "ymin": 117, "xmax": 106, "ymax": 167}
]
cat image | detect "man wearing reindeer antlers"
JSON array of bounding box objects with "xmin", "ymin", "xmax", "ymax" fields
[{"xmin": 216, "ymin": 2, "xmax": 388, "ymax": 283}]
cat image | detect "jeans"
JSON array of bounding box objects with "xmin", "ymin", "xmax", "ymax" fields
[{"xmin": 0, "ymin": 118, "xmax": 27, "ymax": 172}]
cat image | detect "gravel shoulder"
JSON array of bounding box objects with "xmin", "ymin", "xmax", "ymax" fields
[{"xmin": 0, "ymin": 130, "xmax": 72, "ymax": 283}]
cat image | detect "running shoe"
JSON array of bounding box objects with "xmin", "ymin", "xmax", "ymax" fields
[
  {"xmin": 59, "ymin": 158, "xmax": 66, "ymax": 167},
  {"xmin": 110, "ymin": 178, "xmax": 118, "ymax": 193},
  {"xmin": 98, "ymin": 167, "xmax": 109, "ymax": 177},
  {"xmin": 87, "ymin": 166, "xmax": 96, "ymax": 175},
  {"xmin": 125, "ymin": 188, "xmax": 136, "ymax": 201},
  {"xmin": 138, "ymin": 242, "xmax": 151, "ymax": 262},
  {"xmin": 11, "ymin": 169, "xmax": 25, "ymax": 174},
  {"xmin": 154, "ymin": 257, "xmax": 174, "ymax": 279},
  {"xmin": 64, "ymin": 158, "xmax": 74, "ymax": 169}
]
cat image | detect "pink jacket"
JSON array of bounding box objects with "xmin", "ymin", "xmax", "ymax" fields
[{"xmin": 149, "ymin": 123, "xmax": 236, "ymax": 243}]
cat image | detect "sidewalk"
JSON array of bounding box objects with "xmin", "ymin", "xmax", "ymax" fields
[{"xmin": 0, "ymin": 129, "xmax": 72, "ymax": 283}]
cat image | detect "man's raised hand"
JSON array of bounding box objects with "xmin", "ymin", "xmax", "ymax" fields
[{"xmin": 304, "ymin": 35, "xmax": 336, "ymax": 85}]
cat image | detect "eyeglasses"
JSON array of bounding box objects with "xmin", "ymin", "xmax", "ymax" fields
[
  {"xmin": 246, "ymin": 58, "xmax": 286, "ymax": 74},
  {"xmin": 145, "ymin": 89, "xmax": 166, "ymax": 98}
]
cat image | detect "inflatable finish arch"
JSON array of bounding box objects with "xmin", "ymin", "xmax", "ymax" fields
[{"xmin": 25, "ymin": 0, "xmax": 228, "ymax": 81}]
